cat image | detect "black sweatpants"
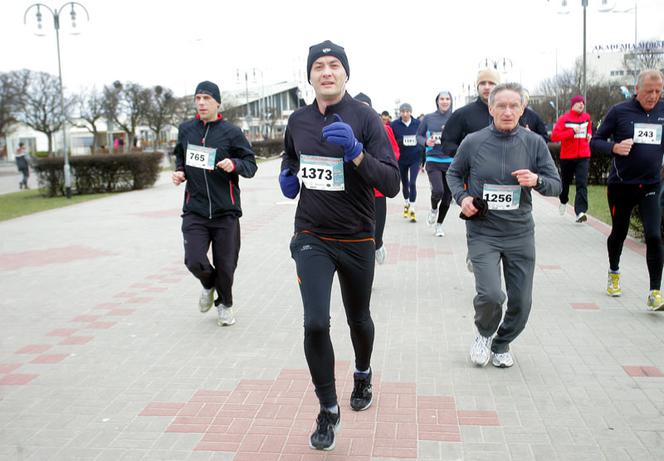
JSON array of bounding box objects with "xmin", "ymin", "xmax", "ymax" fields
[
  {"xmin": 426, "ymin": 162, "xmax": 452, "ymax": 224},
  {"xmin": 290, "ymin": 232, "xmax": 375, "ymax": 408},
  {"xmin": 182, "ymin": 212, "xmax": 240, "ymax": 307},
  {"xmin": 607, "ymin": 183, "xmax": 663, "ymax": 290},
  {"xmin": 374, "ymin": 196, "xmax": 386, "ymax": 250},
  {"xmin": 559, "ymin": 158, "xmax": 589, "ymax": 214}
]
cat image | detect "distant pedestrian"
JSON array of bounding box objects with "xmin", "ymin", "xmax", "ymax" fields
[
  {"xmin": 15, "ymin": 142, "xmax": 30, "ymax": 190},
  {"xmin": 391, "ymin": 103, "xmax": 422, "ymax": 222},
  {"xmin": 551, "ymin": 95, "xmax": 592, "ymax": 222},
  {"xmin": 417, "ymin": 90, "xmax": 454, "ymax": 236}
]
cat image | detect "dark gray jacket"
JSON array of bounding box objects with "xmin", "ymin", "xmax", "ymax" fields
[{"xmin": 447, "ymin": 124, "xmax": 561, "ymax": 237}]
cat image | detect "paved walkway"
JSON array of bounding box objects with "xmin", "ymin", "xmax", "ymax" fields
[
  {"xmin": 0, "ymin": 162, "xmax": 38, "ymax": 194},
  {"xmin": 1, "ymin": 158, "xmax": 663, "ymax": 461}
]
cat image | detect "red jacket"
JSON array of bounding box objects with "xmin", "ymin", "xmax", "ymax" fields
[
  {"xmin": 551, "ymin": 110, "xmax": 592, "ymax": 159},
  {"xmin": 375, "ymin": 123, "xmax": 400, "ymax": 197}
]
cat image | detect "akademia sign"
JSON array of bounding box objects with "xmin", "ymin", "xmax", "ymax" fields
[{"xmin": 594, "ymin": 40, "xmax": 664, "ymax": 53}]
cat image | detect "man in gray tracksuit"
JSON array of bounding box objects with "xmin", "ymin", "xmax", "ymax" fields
[{"xmin": 447, "ymin": 82, "xmax": 561, "ymax": 368}]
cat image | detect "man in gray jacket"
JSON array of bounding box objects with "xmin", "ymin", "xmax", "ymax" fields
[{"xmin": 447, "ymin": 82, "xmax": 561, "ymax": 368}]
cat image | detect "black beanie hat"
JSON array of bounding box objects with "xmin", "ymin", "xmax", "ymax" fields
[
  {"xmin": 194, "ymin": 81, "xmax": 221, "ymax": 104},
  {"xmin": 354, "ymin": 92, "xmax": 372, "ymax": 107},
  {"xmin": 307, "ymin": 40, "xmax": 349, "ymax": 82}
]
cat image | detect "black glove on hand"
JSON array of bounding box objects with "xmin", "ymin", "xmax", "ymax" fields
[{"xmin": 459, "ymin": 197, "xmax": 489, "ymax": 221}]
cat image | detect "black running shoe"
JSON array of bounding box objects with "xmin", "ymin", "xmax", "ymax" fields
[
  {"xmin": 350, "ymin": 369, "xmax": 373, "ymax": 411},
  {"xmin": 309, "ymin": 407, "xmax": 340, "ymax": 451}
]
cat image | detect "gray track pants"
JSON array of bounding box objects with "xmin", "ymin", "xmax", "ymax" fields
[{"xmin": 467, "ymin": 232, "xmax": 535, "ymax": 353}]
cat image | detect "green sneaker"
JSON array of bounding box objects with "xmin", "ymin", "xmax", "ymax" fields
[
  {"xmin": 647, "ymin": 290, "xmax": 664, "ymax": 311},
  {"xmin": 607, "ymin": 271, "xmax": 622, "ymax": 297}
]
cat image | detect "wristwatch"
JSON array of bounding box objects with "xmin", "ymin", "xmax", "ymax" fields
[{"xmin": 535, "ymin": 175, "xmax": 544, "ymax": 190}]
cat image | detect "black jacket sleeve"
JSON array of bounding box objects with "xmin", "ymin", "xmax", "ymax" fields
[
  {"xmin": 174, "ymin": 124, "xmax": 186, "ymax": 173},
  {"xmin": 590, "ymin": 107, "xmax": 618, "ymax": 156},
  {"xmin": 531, "ymin": 112, "xmax": 550, "ymax": 143},
  {"xmin": 441, "ymin": 110, "xmax": 464, "ymax": 156},
  {"xmin": 281, "ymin": 124, "xmax": 300, "ymax": 175},
  {"xmin": 229, "ymin": 129, "xmax": 258, "ymax": 178}
]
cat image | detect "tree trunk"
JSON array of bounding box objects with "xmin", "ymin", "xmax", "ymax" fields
[
  {"xmin": 47, "ymin": 133, "xmax": 53, "ymax": 156},
  {"xmin": 91, "ymin": 128, "xmax": 98, "ymax": 154}
]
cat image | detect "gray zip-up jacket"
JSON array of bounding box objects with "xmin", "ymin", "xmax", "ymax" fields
[{"xmin": 447, "ymin": 124, "xmax": 561, "ymax": 237}]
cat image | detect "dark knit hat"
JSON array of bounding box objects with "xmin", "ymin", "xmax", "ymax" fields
[
  {"xmin": 354, "ymin": 92, "xmax": 372, "ymax": 107},
  {"xmin": 307, "ymin": 40, "xmax": 349, "ymax": 82},
  {"xmin": 399, "ymin": 103, "xmax": 413, "ymax": 112},
  {"xmin": 195, "ymin": 81, "xmax": 221, "ymax": 104},
  {"xmin": 570, "ymin": 95, "xmax": 585, "ymax": 107}
]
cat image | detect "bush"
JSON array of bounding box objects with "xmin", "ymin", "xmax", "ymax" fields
[
  {"xmin": 251, "ymin": 139, "xmax": 283, "ymax": 158},
  {"xmin": 33, "ymin": 152, "xmax": 163, "ymax": 196}
]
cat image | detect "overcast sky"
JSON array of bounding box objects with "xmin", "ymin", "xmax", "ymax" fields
[{"xmin": 2, "ymin": 0, "xmax": 663, "ymax": 115}]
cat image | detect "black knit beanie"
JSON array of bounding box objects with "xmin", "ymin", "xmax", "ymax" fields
[
  {"xmin": 307, "ymin": 40, "xmax": 349, "ymax": 82},
  {"xmin": 194, "ymin": 81, "xmax": 221, "ymax": 104},
  {"xmin": 354, "ymin": 92, "xmax": 372, "ymax": 107}
]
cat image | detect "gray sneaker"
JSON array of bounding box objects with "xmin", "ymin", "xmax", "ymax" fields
[
  {"xmin": 469, "ymin": 334, "xmax": 492, "ymax": 367},
  {"xmin": 199, "ymin": 287, "xmax": 214, "ymax": 313},
  {"xmin": 492, "ymin": 351, "xmax": 514, "ymax": 368},
  {"xmin": 375, "ymin": 245, "xmax": 387, "ymax": 265},
  {"xmin": 217, "ymin": 305, "xmax": 236, "ymax": 326},
  {"xmin": 426, "ymin": 209, "xmax": 437, "ymax": 226}
]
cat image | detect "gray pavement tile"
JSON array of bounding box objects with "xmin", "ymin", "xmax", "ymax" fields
[{"xmin": 2, "ymin": 161, "xmax": 664, "ymax": 460}]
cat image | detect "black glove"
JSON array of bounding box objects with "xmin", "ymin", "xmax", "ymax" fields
[{"xmin": 459, "ymin": 197, "xmax": 489, "ymax": 221}]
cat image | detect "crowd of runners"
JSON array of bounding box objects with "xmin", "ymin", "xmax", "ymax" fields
[{"xmin": 169, "ymin": 39, "xmax": 664, "ymax": 451}]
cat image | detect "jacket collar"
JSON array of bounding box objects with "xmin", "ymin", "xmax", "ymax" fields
[
  {"xmin": 489, "ymin": 122, "xmax": 520, "ymax": 138},
  {"xmin": 196, "ymin": 113, "xmax": 223, "ymax": 125},
  {"xmin": 312, "ymin": 92, "xmax": 352, "ymax": 116}
]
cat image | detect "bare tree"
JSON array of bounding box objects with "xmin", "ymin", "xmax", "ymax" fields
[
  {"xmin": 0, "ymin": 70, "xmax": 29, "ymax": 143},
  {"xmin": 623, "ymin": 46, "xmax": 664, "ymax": 78},
  {"xmin": 16, "ymin": 70, "xmax": 72, "ymax": 155},
  {"xmin": 104, "ymin": 81, "xmax": 149, "ymax": 152},
  {"xmin": 74, "ymin": 87, "xmax": 104, "ymax": 153},
  {"xmin": 219, "ymin": 93, "xmax": 242, "ymax": 124},
  {"xmin": 144, "ymin": 85, "xmax": 180, "ymax": 150}
]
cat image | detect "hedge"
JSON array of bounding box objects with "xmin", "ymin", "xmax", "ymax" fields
[
  {"xmin": 251, "ymin": 139, "xmax": 283, "ymax": 158},
  {"xmin": 33, "ymin": 152, "xmax": 163, "ymax": 196}
]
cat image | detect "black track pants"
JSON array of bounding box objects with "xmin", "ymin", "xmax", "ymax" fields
[
  {"xmin": 182, "ymin": 213, "xmax": 240, "ymax": 307},
  {"xmin": 290, "ymin": 232, "xmax": 375, "ymax": 408},
  {"xmin": 607, "ymin": 183, "xmax": 663, "ymax": 290}
]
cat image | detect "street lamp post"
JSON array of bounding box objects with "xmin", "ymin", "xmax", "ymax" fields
[{"xmin": 24, "ymin": 2, "xmax": 89, "ymax": 199}]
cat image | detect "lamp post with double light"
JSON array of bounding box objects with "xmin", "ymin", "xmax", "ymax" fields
[{"xmin": 23, "ymin": 2, "xmax": 89, "ymax": 199}]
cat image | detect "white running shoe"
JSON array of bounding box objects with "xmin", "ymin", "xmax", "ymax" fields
[
  {"xmin": 434, "ymin": 223, "xmax": 445, "ymax": 237},
  {"xmin": 217, "ymin": 305, "xmax": 236, "ymax": 326},
  {"xmin": 469, "ymin": 334, "xmax": 492, "ymax": 367},
  {"xmin": 375, "ymin": 245, "xmax": 387, "ymax": 265},
  {"xmin": 575, "ymin": 212, "xmax": 587, "ymax": 223},
  {"xmin": 492, "ymin": 351, "xmax": 514, "ymax": 368},
  {"xmin": 199, "ymin": 287, "xmax": 214, "ymax": 313},
  {"xmin": 426, "ymin": 209, "xmax": 437, "ymax": 226},
  {"xmin": 559, "ymin": 203, "xmax": 566, "ymax": 216}
]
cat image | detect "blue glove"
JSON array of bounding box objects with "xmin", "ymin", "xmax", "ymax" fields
[
  {"xmin": 322, "ymin": 114, "xmax": 363, "ymax": 162},
  {"xmin": 279, "ymin": 169, "xmax": 300, "ymax": 199}
]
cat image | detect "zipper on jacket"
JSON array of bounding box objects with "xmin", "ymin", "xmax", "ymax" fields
[
  {"xmin": 229, "ymin": 180, "xmax": 236, "ymax": 205},
  {"xmin": 202, "ymin": 124, "xmax": 212, "ymax": 219}
]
